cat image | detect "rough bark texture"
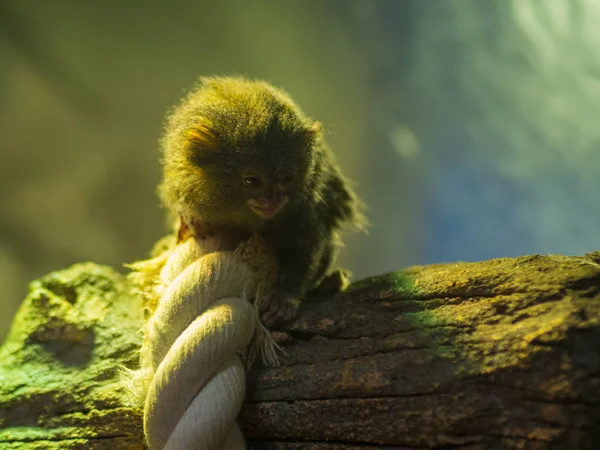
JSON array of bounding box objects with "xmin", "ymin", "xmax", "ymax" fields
[{"xmin": 1, "ymin": 252, "xmax": 599, "ymax": 449}]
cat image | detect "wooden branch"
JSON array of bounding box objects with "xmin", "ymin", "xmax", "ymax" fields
[{"xmin": 1, "ymin": 253, "xmax": 599, "ymax": 449}]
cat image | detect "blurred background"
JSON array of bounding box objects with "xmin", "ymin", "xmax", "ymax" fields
[{"xmin": 1, "ymin": 0, "xmax": 599, "ymax": 343}]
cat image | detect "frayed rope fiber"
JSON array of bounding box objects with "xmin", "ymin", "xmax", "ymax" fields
[{"xmin": 123, "ymin": 235, "xmax": 280, "ymax": 449}]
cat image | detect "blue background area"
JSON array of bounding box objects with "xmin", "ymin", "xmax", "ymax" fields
[{"xmin": 427, "ymin": 150, "xmax": 539, "ymax": 264}]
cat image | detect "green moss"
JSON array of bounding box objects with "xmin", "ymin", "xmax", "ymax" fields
[{"xmin": 0, "ymin": 263, "xmax": 145, "ymax": 447}]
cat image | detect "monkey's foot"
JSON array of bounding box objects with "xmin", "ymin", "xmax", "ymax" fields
[
  {"xmin": 310, "ymin": 269, "xmax": 351, "ymax": 296},
  {"xmin": 259, "ymin": 292, "xmax": 299, "ymax": 328}
]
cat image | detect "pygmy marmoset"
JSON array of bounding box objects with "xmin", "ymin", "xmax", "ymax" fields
[{"xmin": 159, "ymin": 76, "xmax": 366, "ymax": 326}]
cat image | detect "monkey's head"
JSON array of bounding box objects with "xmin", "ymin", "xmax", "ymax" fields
[{"xmin": 160, "ymin": 76, "xmax": 323, "ymax": 231}]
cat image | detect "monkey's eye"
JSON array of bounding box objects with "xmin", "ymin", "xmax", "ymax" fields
[
  {"xmin": 243, "ymin": 176, "xmax": 263, "ymax": 189},
  {"xmin": 280, "ymin": 175, "xmax": 295, "ymax": 186}
]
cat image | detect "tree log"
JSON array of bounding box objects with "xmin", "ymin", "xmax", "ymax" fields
[{"xmin": 1, "ymin": 253, "xmax": 599, "ymax": 449}]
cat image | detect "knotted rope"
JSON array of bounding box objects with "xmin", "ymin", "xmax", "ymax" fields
[{"xmin": 124, "ymin": 235, "xmax": 280, "ymax": 449}]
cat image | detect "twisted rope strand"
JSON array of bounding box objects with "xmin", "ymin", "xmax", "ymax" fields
[{"xmin": 125, "ymin": 236, "xmax": 278, "ymax": 450}]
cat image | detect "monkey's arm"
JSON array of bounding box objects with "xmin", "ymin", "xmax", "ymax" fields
[{"xmin": 259, "ymin": 220, "xmax": 344, "ymax": 326}]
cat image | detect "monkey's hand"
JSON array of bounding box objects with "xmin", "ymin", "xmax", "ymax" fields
[
  {"xmin": 259, "ymin": 292, "xmax": 300, "ymax": 328},
  {"xmin": 177, "ymin": 216, "xmax": 209, "ymax": 242},
  {"xmin": 178, "ymin": 216, "xmax": 250, "ymax": 251}
]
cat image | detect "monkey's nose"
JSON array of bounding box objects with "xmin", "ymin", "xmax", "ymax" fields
[
  {"xmin": 262, "ymin": 198, "xmax": 284, "ymax": 212},
  {"xmin": 260, "ymin": 191, "xmax": 284, "ymax": 209},
  {"xmin": 255, "ymin": 197, "xmax": 271, "ymax": 208}
]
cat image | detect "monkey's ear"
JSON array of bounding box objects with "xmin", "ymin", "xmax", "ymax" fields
[
  {"xmin": 305, "ymin": 121, "xmax": 323, "ymax": 142},
  {"xmin": 308, "ymin": 121, "xmax": 323, "ymax": 134},
  {"xmin": 185, "ymin": 119, "xmax": 219, "ymax": 152}
]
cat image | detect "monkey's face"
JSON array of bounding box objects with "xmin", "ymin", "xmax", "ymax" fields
[
  {"xmin": 181, "ymin": 130, "xmax": 317, "ymax": 227},
  {"xmin": 234, "ymin": 135, "xmax": 317, "ymax": 222},
  {"xmin": 166, "ymin": 139, "xmax": 315, "ymax": 230},
  {"xmin": 206, "ymin": 147, "xmax": 313, "ymax": 224},
  {"xmin": 242, "ymin": 173, "xmax": 293, "ymax": 219}
]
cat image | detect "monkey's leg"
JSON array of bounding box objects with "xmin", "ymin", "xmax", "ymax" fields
[
  {"xmin": 309, "ymin": 268, "xmax": 351, "ymax": 296},
  {"xmin": 307, "ymin": 234, "xmax": 351, "ymax": 296}
]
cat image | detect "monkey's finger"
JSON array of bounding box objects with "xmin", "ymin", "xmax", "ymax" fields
[
  {"xmin": 260, "ymin": 308, "xmax": 278, "ymax": 326},
  {"xmin": 259, "ymin": 295, "xmax": 274, "ymax": 313}
]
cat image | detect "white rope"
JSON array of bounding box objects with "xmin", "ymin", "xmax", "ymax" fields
[{"xmin": 124, "ymin": 236, "xmax": 279, "ymax": 450}]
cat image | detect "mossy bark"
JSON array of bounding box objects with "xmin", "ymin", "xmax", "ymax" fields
[
  {"xmin": 1, "ymin": 253, "xmax": 599, "ymax": 449},
  {"xmin": 0, "ymin": 264, "xmax": 144, "ymax": 450}
]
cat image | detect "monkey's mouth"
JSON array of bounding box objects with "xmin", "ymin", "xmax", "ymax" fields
[
  {"xmin": 248, "ymin": 203, "xmax": 283, "ymax": 218},
  {"xmin": 247, "ymin": 198, "xmax": 288, "ymax": 218}
]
